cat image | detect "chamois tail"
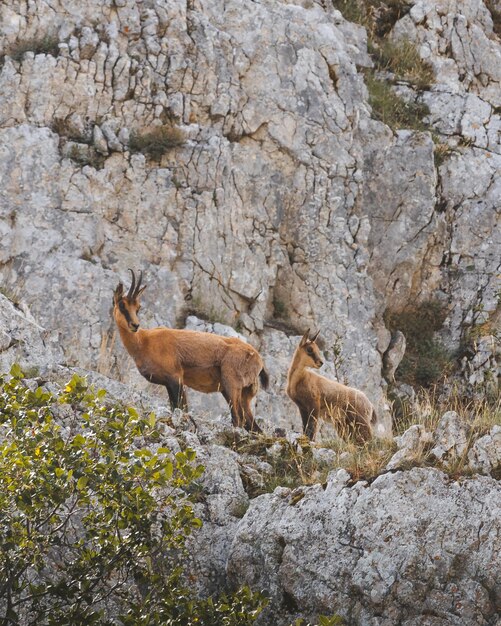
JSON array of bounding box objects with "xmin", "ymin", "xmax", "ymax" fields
[
  {"xmin": 259, "ymin": 368, "xmax": 270, "ymax": 391},
  {"xmin": 371, "ymin": 406, "xmax": 378, "ymax": 425}
]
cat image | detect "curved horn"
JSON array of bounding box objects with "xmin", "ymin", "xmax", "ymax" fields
[
  {"xmin": 127, "ymin": 269, "xmax": 136, "ymax": 300},
  {"xmin": 134, "ymin": 270, "xmax": 143, "ymax": 297},
  {"xmin": 310, "ymin": 330, "xmax": 320, "ymax": 342},
  {"xmin": 300, "ymin": 328, "xmax": 310, "ymax": 347}
]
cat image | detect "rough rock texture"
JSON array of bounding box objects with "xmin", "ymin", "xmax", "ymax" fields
[
  {"xmin": 391, "ymin": 0, "xmax": 501, "ymax": 371},
  {"xmin": 430, "ymin": 410, "xmax": 468, "ymax": 461},
  {"xmin": 386, "ymin": 423, "xmax": 432, "ymax": 470},
  {"xmin": 0, "ymin": 0, "xmax": 499, "ymax": 430},
  {"xmin": 227, "ymin": 468, "xmax": 501, "ymax": 625},
  {"xmin": 468, "ymin": 425, "xmax": 501, "ymax": 475},
  {"xmin": 0, "ymin": 293, "xmax": 63, "ymax": 373}
]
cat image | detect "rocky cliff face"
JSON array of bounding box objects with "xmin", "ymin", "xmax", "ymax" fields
[{"xmin": 0, "ymin": 0, "xmax": 499, "ymax": 433}]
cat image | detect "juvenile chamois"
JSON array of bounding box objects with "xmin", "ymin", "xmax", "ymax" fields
[
  {"xmin": 287, "ymin": 330, "xmax": 376, "ymax": 443},
  {"xmin": 113, "ymin": 270, "xmax": 268, "ymax": 432}
]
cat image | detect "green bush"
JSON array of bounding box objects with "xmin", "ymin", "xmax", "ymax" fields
[{"xmin": 0, "ymin": 366, "xmax": 266, "ymax": 625}]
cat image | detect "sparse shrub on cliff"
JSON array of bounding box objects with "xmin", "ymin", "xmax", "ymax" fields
[
  {"xmin": 333, "ymin": 0, "xmax": 433, "ymax": 130},
  {"xmin": 384, "ymin": 301, "xmax": 455, "ymax": 387},
  {"xmin": 66, "ymin": 143, "xmax": 106, "ymax": 169},
  {"xmin": 129, "ymin": 124, "xmax": 185, "ymax": 160},
  {"xmin": 332, "ymin": 0, "xmax": 412, "ymax": 37},
  {"xmin": 433, "ymin": 139, "xmax": 454, "ymax": 168},
  {"xmin": 368, "ymin": 39, "xmax": 434, "ymax": 89},
  {"xmin": 364, "ymin": 71, "xmax": 430, "ymax": 130},
  {"xmin": 51, "ymin": 118, "xmax": 92, "ymax": 144},
  {"xmin": 7, "ymin": 35, "xmax": 60, "ymax": 62},
  {"xmin": 0, "ymin": 366, "xmax": 266, "ymax": 625}
]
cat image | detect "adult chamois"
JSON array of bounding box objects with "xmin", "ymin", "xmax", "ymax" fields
[
  {"xmin": 287, "ymin": 330, "xmax": 376, "ymax": 443},
  {"xmin": 112, "ymin": 270, "xmax": 268, "ymax": 432}
]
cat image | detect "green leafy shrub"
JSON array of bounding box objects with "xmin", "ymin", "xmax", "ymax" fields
[
  {"xmin": 129, "ymin": 125, "xmax": 185, "ymax": 160},
  {"xmin": 0, "ymin": 366, "xmax": 266, "ymax": 625}
]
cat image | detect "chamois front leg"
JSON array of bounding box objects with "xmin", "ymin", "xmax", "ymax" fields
[
  {"xmin": 164, "ymin": 377, "xmax": 188, "ymax": 412},
  {"xmin": 299, "ymin": 405, "xmax": 318, "ymax": 441}
]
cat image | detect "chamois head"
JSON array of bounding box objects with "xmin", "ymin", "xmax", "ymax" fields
[
  {"xmin": 297, "ymin": 329, "xmax": 323, "ymax": 369},
  {"xmin": 113, "ymin": 269, "xmax": 147, "ymax": 333}
]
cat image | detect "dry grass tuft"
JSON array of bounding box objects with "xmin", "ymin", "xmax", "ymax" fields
[
  {"xmin": 6, "ymin": 35, "xmax": 60, "ymax": 62},
  {"xmin": 368, "ymin": 39, "xmax": 434, "ymax": 89},
  {"xmin": 221, "ymin": 391, "xmax": 501, "ymax": 496},
  {"xmin": 364, "ymin": 71, "xmax": 431, "ymax": 131}
]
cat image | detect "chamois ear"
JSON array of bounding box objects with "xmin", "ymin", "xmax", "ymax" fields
[
  {"xmin": 113, "ymin": 282, "xmax": 124, "ymax": 304},
  {"xmin": 300, "ymin": 329, "xmax": 310, "ymax": 347},
  {"xmin": 135, "ymin": 285, "xmax": 147, "ymax": 299},
  {"xmin": 310, "ymin": 330, "xmax": 320, "ymax": 343}
]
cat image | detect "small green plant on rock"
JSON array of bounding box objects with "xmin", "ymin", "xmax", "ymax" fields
[
  {"xmin": 364, "ymin": 70, "xmax": 430, "ymax": 131},
  {"xmin": 369, "ymin": 38, "xmax": 434, "ymax": 89},
  {"xmin": 292, "ymin": 615, "xmax": 346, "ymax": 626},
  {"xmin": 0, "ymin": 365, "xmax": 266, "ymax": 625},
  {"xmin": 333, "ymin": 0, "xmax": 433, "ymax": 131}
]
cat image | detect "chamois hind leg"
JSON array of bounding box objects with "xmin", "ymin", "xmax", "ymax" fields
[
  {"xmin": 220, "ymin": 387, "xmax": 245, "ymax": 429},
  {"xmin": 241, "ymin": 384, "xmax": 262, "ymax": 434},
  {"xmin": 346, "ymin": 412, "xmax": 372, "ymax": 444},
  {"xmin": 164, "ymin": 377, "xmax": 188, "ymax": 412}
]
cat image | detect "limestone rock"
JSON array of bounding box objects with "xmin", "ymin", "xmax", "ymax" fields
[
  {"xmin": 430, "ymin": 411, "xmax": 468, "ymax": 461},
  {"xmin": 468, "ymin": 426, "xmax": 501, "ymax": 475},
  {"xmin": 382, "ymin": 330, "xmax": 406, "ymax": 384},
  {"xmin": 0, "ymin": 294, "xmax": 63, "ymax": 373},
  {"xmin": 0, "ymin": 0, "xmax": 499, "ymax": 448},
  {"xmin": 386, "ymin": 424, "xmax": 433, "ymax": 470},
  {"xmin": 227, "ymin": 468, "xmax": 501, "ymax": 625}
]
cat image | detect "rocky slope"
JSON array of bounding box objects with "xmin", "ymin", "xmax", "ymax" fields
[{"xmin": 1, "ymin": 295, "xmax": 501, "ymax": 625}]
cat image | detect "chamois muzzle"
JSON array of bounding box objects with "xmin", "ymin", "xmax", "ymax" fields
[{"xmin": 131, "ymin": 322, "xmax": 139, "ymax": 333}]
